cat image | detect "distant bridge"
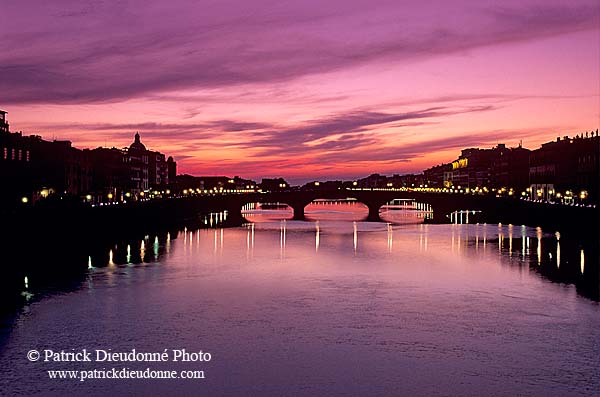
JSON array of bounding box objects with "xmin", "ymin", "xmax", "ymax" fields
[
  {"xmin": 59, "ymin": 189, "xmax": 600, "ymax": 237},
  {"xmin": 222, "ymin": 189, "xmax": 466, "ymax": 222},
  {"xmin": 168, "ymin": 189, "xmax": 597, "ymax": 229}
]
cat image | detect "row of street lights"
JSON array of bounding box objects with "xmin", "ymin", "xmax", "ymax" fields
[{"xmin": 19, "ymin": 182, "xmax": 592, "ymax": 208}]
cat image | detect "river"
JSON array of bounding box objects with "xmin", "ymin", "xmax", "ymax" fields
[{"xmin": 1, "ymin": 202, "xmax": 598, "ymax": 396}]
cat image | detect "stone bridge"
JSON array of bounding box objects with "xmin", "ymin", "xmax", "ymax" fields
[
  {"xmin": 184, "ymin": 189, "xmax": 505, "ymax": 223},
  {"xmin": 87, "ymin": 189, "xmax": 598, "ymax": 233}
]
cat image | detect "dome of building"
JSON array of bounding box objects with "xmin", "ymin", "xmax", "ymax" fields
[{"xmin": 129, "ymin": 132, "xmax": 146, "ymax": 151}]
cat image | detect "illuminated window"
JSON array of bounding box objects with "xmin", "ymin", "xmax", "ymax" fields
[
  {"xmin": 2, "ymin": 147, "xmax": 6, "ymax": 160},
  {"xmin": 18, "ymin": 149, "xmax": 22, "ymax": 161}
]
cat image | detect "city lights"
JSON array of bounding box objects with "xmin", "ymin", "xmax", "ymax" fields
[{"xmin": 0, "ymin": 106, "xmax": 596, "ymax": 209}]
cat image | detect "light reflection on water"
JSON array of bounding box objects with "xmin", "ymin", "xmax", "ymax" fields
[
  {"xmin": 242, "ymin": 200, "xmax": 433, "ymax": 223},
  {"xmin": 1, "ymin": 206, "xmax": 599, "ymax": 395}
]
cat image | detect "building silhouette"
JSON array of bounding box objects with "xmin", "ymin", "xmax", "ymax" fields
[
  {"xmin": 167, "ymin": 156, "xmax": 177, "ymax": 185},
  {"xmin": 260, "ymin": 178, "xmax": 290, "ymax": 191},
  {"xmin": 1, "ymin": 122, "xmax": 92, "ymax": 203},
  {"xmin": 128, "ymin": 132, "xmax": 149, "ymax": 194},
  {"xmin": 0, "ymin": 111, "xmax": 177, "ymax": 205},
  {"xmin": 490, "ymin": 144, "xmax": 530, "ymax": 192},
  {"xmin": 89, "ymin": 147, "xmax": 130, "ymax": 200},
  {"xmin": 424, "ymin": 144, "xmax": 530, "ymax": 192},
  {"xmin": 0, "ymin": 107, "xmax": 597, "ymax": 207},
  {"xmin": 529, "ymin": 132, "xmax": 599, "ymax": 202},
  {"xmin": 423, "ymin": 163, "xmax": 451, "ymax": 188},
  {"xmin": 379, "ymin": 135, "xmax": 597, "ymax": 204},
  {"xmin": 0, "ymin": 110, "xmax": 8, "ymax": 133},
  {"xmin": 175, "ymin": 174, "xmax": 257, "ymax": 193},
  {"xmin": 148, "ymin": 150, "xmax": 168, "ymax": 189},
  {"xmin": 449, "ymin": 145, "xmax": 530, "ymax": 190}
]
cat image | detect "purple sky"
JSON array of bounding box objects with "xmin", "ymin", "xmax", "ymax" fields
[{"xmin": 1, "ymin": 0, "xmax": 599, "ymax": 182}]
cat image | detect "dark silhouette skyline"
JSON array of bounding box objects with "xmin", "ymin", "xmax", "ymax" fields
[{"xmin": 1, "ymin": 109, "xmax": 598, "ymax": 206}]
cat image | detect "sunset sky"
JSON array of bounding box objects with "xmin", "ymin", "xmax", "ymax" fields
[{"xmin": 1, "ymin": 0, "xmax": 599, "ymax": 183}]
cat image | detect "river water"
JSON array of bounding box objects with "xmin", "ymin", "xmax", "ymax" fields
[{"xmin": 1, "ymin": 203, "xmax": 599, "ymax": 396}]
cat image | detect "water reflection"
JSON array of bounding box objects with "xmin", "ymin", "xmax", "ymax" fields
[
  {"xmin": 508, "ymin": 224, "xmax": 513, "ymax": 255},
  {"xmin": 315, "ymin": 222, "xmax": 320, "ymax": 252},
  {"xmin": 1, "ymin": 205, "xmax": 599, "ymax": 396},
  {"xmin": 307, "ymin": 200, "xmax": 368, "ymax": 222},
  {"xmin": 280, "ymin": 220, "xmax": 287, "ymax": 258},
  {"xmin": 536, "ymin": 227, "xmax": 542, "ymax": 264},
  {"xmin": 243, "ymin": 202, "xmax": 293, "ymax": 222},
  {"xmin": 3, "ymin": 207, "xmax": 599, "ymax": 318},
  {"xmin": 77, "ymin": 207, "xmax": 598, "ymax": 302},
  {"xmin": 140, "ymin": 239, "xmax": 146, "ymax": 262},
  {"xmin": 242, "ymin": 200, "xmax": 434, "ymax": 224},
  {"xmin": 448, "ymin": 209, "xmax": 481, "ymax": 224},
  {"xmin": 353, "ymin": 221, "xmax": 358, "ymax": 253},
  {"xmin": 166, "ymin": 233, "xmax": 171, "ymax": 255}
]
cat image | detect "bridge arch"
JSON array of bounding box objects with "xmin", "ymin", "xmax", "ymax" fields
[
  {"xmin": 379, "ymin": 198, "xmax": 433, "ymax": 223},
  {"xmin": 222, "ymin": 190, "xmax": 488, "ymax": 224},
  {"xmin": 241, "ymin": 201, "xmax": 294, "ymax": 222},
  {"xmin": 302, "ymin": 198, "xmax": 369, "ymax": 221},
  {"xmin": 236, "ymin": 194, "xmax": 314, "ymax": 221}
]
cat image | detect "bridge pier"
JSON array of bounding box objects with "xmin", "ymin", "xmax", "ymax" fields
[
  {"xmin": 224, "ymin": 207, "xmax": 245, "ymax": 226},
  {"xmin": 365, "ymin": 204, "xmax": 382, "ymax": 222},
  {"xmin": 292, "ymin": 205, "xmax": 305, "ymax": 221}
]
